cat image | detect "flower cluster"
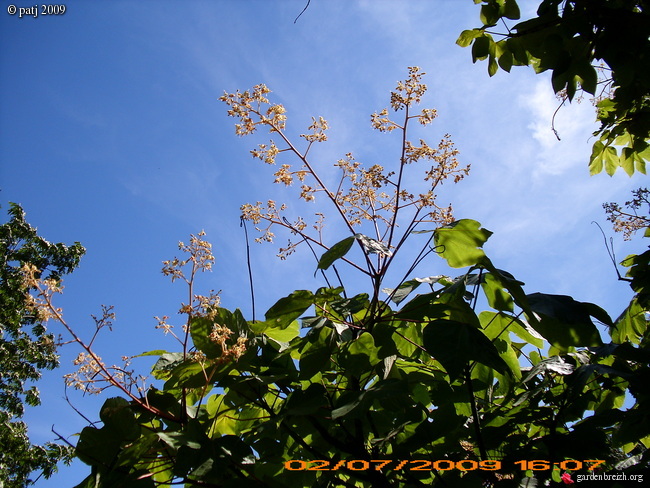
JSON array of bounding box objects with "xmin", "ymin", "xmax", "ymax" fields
[
  {"xmin": 221, "ymin": 66, "xmax": 470, "ymax": 271},
  {"xmin": 64, "ymin": 352, "xmax": 146, "ymax": 395},
  {"xmin": 240, "ymin": 200, "xmax": 287, "ymax": 243},
  {"xmin": 219, "ymin": 84, "xmax": 283, "ymax": 136},
  {"xmin": 603, "ymin": 187, "xmax": 650, "ymax": 240},
  {"xmin": 162, "ymin": 231, "xmax": 215, "ymax": 283},
  {"xmin": 390, "ymin": 66, "xmax": 428, "ymax": 110},
  {"xmin": 252, "ymin": 142, "xmax": 280, "ymax": 164},
  {"xmin": 20, "ymin": 263, "xmax": 63, "ymax": 323},
  {"xmin": 209, "ymin": 324, "xmax": 247, "ymax": 363},
  {"xmin": 301, "ymin": 116, "xmax": 329, "ymax": 143},
  {"xmin": 333, "ymin": 154, "xmax": 394, "ymax": 226}
]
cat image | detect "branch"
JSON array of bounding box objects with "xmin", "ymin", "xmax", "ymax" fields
[
  {"xmin": 592, "ymin": 221, "xmax": 632, "ymax": 282},
  {"xmin": 294, "ymin": 0, "xmax": 311, "ymax": 24}
]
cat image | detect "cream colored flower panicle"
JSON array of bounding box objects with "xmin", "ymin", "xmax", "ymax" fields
[
  {"xmin": 162, "ymin": 231, "xmax": 214, "ymax": 284},
  {"xmin": 390, "ymin": 66, "xmax": 427, "ymax": 110},
  {"xmin": 20, "ymin": 263, "xmax": 64, "ymax": 322},
  {"xmin": 64, "ymin": 351, "xmax": 147, "ymax": 396},
  {"xmin": 251, "ymin": 142, "xmax": 280, "ymax": 164},
  {"xmin": 209, "ymin": 324, "xmax": 247, "ymax": 363},
  {"xmin": 301, "ymin": 116, "xmax": 329, "ymax": 142},
  {"xmin": 221, "ymin": 67, "xmax": 470, "ymax": 262}
]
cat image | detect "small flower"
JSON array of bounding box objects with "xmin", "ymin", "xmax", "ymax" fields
[
  {"xmin": 371, "ymin": 108, "xmax": 399, "ymax": 132},
  {"xmin": 561, "ymin": 472, "xmax": 574, "ymax": 484},
  {"xmin": 300, "ymin": 116, "xmax": 329, "ymax": 142},
  {"xmin": 300, "ymin": 185, "xmax": 316, "ymax": 202},
  {"xmin": 418, "ymin": 108, "xmax": 438, "ymax": 125},
  {"xmin": 274, "ymin": 164, "xmax": 294, "ymax": 185}
]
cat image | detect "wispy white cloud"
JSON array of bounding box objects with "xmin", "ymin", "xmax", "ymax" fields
[{"xmin": 518, "ymin": 78, "xmax": 599, "ymax": 177}]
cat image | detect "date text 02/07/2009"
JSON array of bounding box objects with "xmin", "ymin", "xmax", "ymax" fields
[{"xmin": 283, "ymin": 459, "xmax": 607, "ymax": 472}]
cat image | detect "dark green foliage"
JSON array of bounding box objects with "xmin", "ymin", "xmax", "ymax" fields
[
  {"xmin": 0, "ymin": 202, "xmax": 85, "ymax": 486},
  {"xmin": 73, "ymin": 220, "xmax": 650, "ymax": 487},
  {"xmin": 71, "ymin": 62, "xmax": 650, "ymax": 485},
  {"xmin": 459, "ymin": 0, "xmax": 650, "ymax": 176}
]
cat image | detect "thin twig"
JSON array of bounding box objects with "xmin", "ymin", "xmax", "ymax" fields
[
  {"xmin": 592, "ymin": 221, "xmax": 632, "ymax": 282},
  {"xmin": 294, "ymin": 0, "xmax": 311, "ymax": 24},
  {"xmin": 551, "ymin": 95, "xmax": 566, "ymax": 141},
  {"xmin": 240, "ymin": 217, "xmax": 257, "ymax": 321}
]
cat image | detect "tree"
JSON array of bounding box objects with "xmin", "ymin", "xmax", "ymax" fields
[
  {"xmin": 458, "ymin": 0, "xmax": 650, "ymax": 176},
  {"xmin": 0, "ymin": 203, "xmax": 85, "ymax": 486},
  {"xmin": 32, "ymin": 69, "xmax": 650, "ymax": 487}
]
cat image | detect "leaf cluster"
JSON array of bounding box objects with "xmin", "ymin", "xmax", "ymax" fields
[
  {"xmin": 459, "ymin": 0, "xmax": 650, "ymax": 176},
  {"xmin": 73, "ymin": 219, "xmax": 650, "ymax": 487},
  {"xmin": 0, "ymin": 202, "xmax": 84, "ymax": 486},
  {"xmin": 67, "ymin": 70, "xmax": 650, "ymax": 487}
]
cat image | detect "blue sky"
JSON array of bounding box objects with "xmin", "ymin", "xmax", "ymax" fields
[{"xmin": 1, "ymin": 1, "xmax": 646, "ymax": 485}]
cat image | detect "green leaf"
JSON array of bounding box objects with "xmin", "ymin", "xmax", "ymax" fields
[
  {"xmin": 76, "ymin": 398, "xmax": 140, "ymax": 467},
  {"xmin": 480, "ymin": 3, "xmax": 499, "ymax": 26},
  {"xmin": 456, "ymin": 29, "xmax": 482, "ymax": 48},
  {"xmin": 551, "ymin": 66, "xmax": 569, "ymax": 94},
  {"xmin": 76, "ymin": 426, "xmax": 119, "ymax": 466},
  {"xmin": 265, "ymin": 290, "xmax": 314, "ymax": 329},
  {"xmin": 165, "ymin": 360, "xmax": 215, "ymax": 389},
  {"xmin": 330, "ymin": 293, "xmax": 369, "ymax": 316},
  {"xmin": 481, "ymin": 272, "xmax": 514, "ymax": 312},
  {"xmin": 191, "ymin": 308, "xmax": 249, "ymax": 359},
  {"xmin": 331, "ymin": 391, "xmax": 366, "ymax": 420},
  {"xmin": 299, "ymin": 326, "xmax": 333, "ymax": 379},
  {"xmin": 262, "ymin": 318, "xmax": 300, "ymax": 344},
  {"xmin": 621, "ymin": 147, "xmax": 636, "ymax": 176},
  {"xmin": 191, "ymin": 317, "xmax": 222, "ymax": 359},
  {"xmin": 317, "ymin": 236, "xmax": 355, "ymax": 270},
  {"xmin": 384, "ymin": 279, "xmax": 422, "ymax": 305},
  {"xmin": 576, "ymin": 62, "xmax": 597, "ymax": 95},
  {"xmin": 589, "ymin": 140, "xmax": 605, "ymax": 175},
  {"xmin": 480, "ymin": 312, "xmax": 522, "ymax": 379},
  {"xmin": 434, "ymin": 219, "xmax": 493, "ymax": 268},
  {"xmin": 612, "ymin": 298, "xmax": 648, "ymax": 344},
  {"xmin": 503, "ymin": 0, "xmax": 520, "ymax": 19},
  {"xmin": 395, "ymin": 293, "xmax": 449, "ymax": 322},
  {"xmin": 157, "ymin": 432, "xmax": 202, "ymax": 451},
  {"xmin": 340, "ymin": 332, "xmax": 380, "ymax": 376},
  {"xmin": 526, "ymin": 293, "xmax": 604, "ymax": 351},
  {"xmin": 480, "ymin": 310, "xmax": 543, "ymax": 348},
  {"xmin": 498, "ymin": 49, "xmax": 514, "ymax": 72},
  {"xmin": 99, "ymin": 397, "xmax": 139, "ymax": 440},
  {"xmin": 488, "ymin": 55, "xmax": 499, "ymax": 76},
  {"xmin": 331, "ymin": 379, "xmax": 407, "ymax": 420},
  {"xmin": 152, "ymin": 352, "xmax": 185, "ymax": 379},
  {"xmin": 423, "ymin": 319, "xmax": 510, "ymax": 381},
  {"xmin": 472, "ymin": 35, "xmax": 491, "ymax": 62},
  {"xmin": 135, "ymin": 349, "xmax": 169, "ymax": 358},
  {"xmin": 506, "ymin": 37, "xmax": 529, "ymax": 65},
  {"xmin": 285, "ymin": 384, "xmax": 328, "ymax": 415},
  {"xmin": 522, "ymin": 356, "xmax": 575, "ymax": 382},
  {"xmin": 604, "ymin": 146, "xmax": 619, "ymax": 176}
]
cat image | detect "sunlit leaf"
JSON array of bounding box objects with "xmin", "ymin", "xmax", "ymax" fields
[
  {"xmin": 191, "ymin": 317, "xmax": 222, "ymax": 359},
  {"xmin": 262, "ymin": 319, "xmax": 300, "ymax": 344},
  {"xmin": 265, "ymin": 290, "xmax": 314, "ymax": 329},
  {"xmin": 456, "ymin": 29, "xmax": 482, "ymax": 48},
  {"xmin": 434, "ymin": 219, "xmax": 492, "ymax": 268}
]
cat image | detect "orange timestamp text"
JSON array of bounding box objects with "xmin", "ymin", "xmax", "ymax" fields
[{"xmin": 284, "ymin": 459, "xmax": 606, "ymax": 472}]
